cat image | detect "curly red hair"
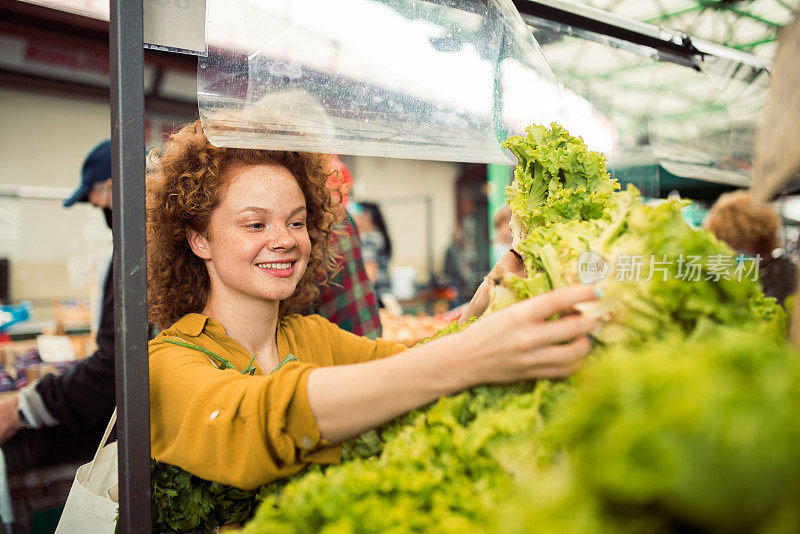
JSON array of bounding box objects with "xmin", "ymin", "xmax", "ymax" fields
[
  {"xmin": 147, "ymin": 120, "xmax": 342, "ymax": 329},
  {"xmin": 704, "ymin": 189, "xmax": 780, "ymax": 258}
]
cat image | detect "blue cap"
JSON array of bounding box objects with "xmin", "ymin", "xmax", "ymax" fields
[{"xmin": 63, "ymin": 140, "xmax": 112, "ymax": 207}]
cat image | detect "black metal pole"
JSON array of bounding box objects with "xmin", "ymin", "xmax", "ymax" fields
[
  {"xmin": 425, "ymin": 194, "xmax": 434, "ymax": 307},
  {"xmin": 109, "ymin": 0, "xmax": 151, "ymax": 532}
]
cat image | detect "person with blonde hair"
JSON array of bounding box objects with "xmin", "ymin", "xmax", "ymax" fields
[
  {"xmin": 146, "ymin": 120, "xmax": 597, "ymax": 489},
  {"xmin": 491, "ymin": 205, "xmax": 513, "ymax": 264},
  {"xmin": 704, "ymin": 189, "xmax": 798, "ymax": 306}
]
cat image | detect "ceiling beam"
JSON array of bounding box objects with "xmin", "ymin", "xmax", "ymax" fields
[
  {"xmin": 773, "ymin": 0, "xmax": 796, "ymax": 12},
  {"xmin": 719, "ymin": 3, "xmax": 783, "ymax": 28},
  {"xmin": 566, "ymin": 59, "xmax": 655, "ymax": 81},
  {"xmin": 730, "ymin": 36, "xmax": 777, "ymax": 51},
  {"xmin": 0, "ymin": 0, "xmax": 197, "ymax": 73},
  {"xmin": 644, "ymin": 4, "xmax": 705, "ymax": 24},
  {"xmin": 643, "ymin": 1, "xmax": 785, "ymax": 38},
  {"xmin": 647, "ymin": 102, "xmax": 728, "ymax": 121},
  {"xmin": 0, "ymin": 68, "xmax": 198, "ymax": 119}
]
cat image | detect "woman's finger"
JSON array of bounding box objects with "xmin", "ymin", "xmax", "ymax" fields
[
  {"xmin": 522, "ymin": 359, "xmax": 585, "ymax": 380},
  {"xmin": 522, "ymin": 336, "xmax": 592, "ymax": 368},
  {"xmin": 527, "ymin": 314, "xmax": 596, "ymax": 347},
  {"xmin": 518, "ymin": 285, "xmax": 598, "ymax": 322}
]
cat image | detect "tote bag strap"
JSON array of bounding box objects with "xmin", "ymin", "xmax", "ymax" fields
[{"xmin": 87, "ymin": 408, "xmax": 117, "ymax": 480}]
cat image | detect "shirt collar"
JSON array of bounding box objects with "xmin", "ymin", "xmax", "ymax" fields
[
  {"xmin": 169, "ymin": 313, "xmax": 290, "ymax": 371},
  {"xmin": 173, "ymin": 313, "xmax": 210, "ymax": 337}
]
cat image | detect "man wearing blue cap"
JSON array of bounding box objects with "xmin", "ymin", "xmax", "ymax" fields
[
  {"xmin": 0, "ymin": 140, "xmax": 117, "ymax": 453},
  {"xmin": 63, "ymin": 140, "xmax": 113, "ymax": 211}
]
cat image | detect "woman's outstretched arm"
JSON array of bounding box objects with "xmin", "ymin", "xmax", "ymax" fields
[{"xmin": 307, "ymin": 284, "xmax": 596, "ymax": 443}]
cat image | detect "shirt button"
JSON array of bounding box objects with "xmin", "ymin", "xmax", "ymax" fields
[
  {"xmin": 300, "ymin": 436, "xmax": 314, "ymax": 450},
  {"xmin": 210, "ymin": 410, "xmax": 220, "ymax": 420}
]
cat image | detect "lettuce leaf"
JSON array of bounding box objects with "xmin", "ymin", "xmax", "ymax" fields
[{"xmin": 503, "ymin": 123, "xmax": 618, "ymax": 238}]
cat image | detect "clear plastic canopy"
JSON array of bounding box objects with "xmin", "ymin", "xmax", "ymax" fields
[
  {"xmin": 647, "ymin": 42, "xmax": 770, "ymax": 189},
  {"xmin": 521, "ymin": 13, "xmax": 772, "ymax": 191},
  {"xmin": 198, "ymin": 0, "xmax": 569, "ymax": 163}
]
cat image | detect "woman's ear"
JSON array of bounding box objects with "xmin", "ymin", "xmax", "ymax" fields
[{"xmin": 186, "ymin": 228, "xmax": 212, "ymax": 260}]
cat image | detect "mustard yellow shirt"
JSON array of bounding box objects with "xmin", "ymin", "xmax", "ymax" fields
[{"xmin": 149, "ymin": 313, "xmax": 406, "ymax": 490}]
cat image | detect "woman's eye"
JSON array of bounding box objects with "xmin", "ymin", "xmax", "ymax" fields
[
  {"xmin": 246, "ymin": 222, "xmax": 265, "ymax": 230},
  {"xmin": 289, "ymin": 220, "xmax": 306, "ymax": 229}
]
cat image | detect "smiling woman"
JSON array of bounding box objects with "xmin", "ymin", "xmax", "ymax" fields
[
  {"xmin": 147, "ymin": 121, "xmax": 339, "ymax": 328},
  {"xmin": 145, "ymin": 120, "xmax": 598, "ymax": 491}
]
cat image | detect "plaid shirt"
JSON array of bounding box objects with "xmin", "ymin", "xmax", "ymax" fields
[{"xmin": 305, "ymin": 212, "xmax": 382, "ymax": 339}]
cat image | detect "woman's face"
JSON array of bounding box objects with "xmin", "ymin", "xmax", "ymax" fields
[{"xmin": 188, "ymin": 164, "xmax": 311, "ymax": 306}]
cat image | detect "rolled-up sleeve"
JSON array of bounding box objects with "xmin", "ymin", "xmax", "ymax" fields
[{"xmin": 150, "ymin": 343, "xmax": 340, "ymax": 490}]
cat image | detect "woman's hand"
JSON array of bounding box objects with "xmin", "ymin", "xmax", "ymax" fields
[
  {"xmin": 451, "ymin": 284, "xmax": 597, "ymax": 385},
  {"xmin": 490, "ymin": 248, "xmax": 525, "ymax": 279},
  {"xmin": 459, "ymin": 249, "xmax": 525, "ymax": 324},
  {"xmin": 0, "ymin": 394, "xmax": 22, "ymax": 445}
]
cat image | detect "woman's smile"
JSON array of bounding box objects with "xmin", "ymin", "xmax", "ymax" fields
[{"xmin": 255, "ymin": 260, "xmax": 297, "ymax": 278}]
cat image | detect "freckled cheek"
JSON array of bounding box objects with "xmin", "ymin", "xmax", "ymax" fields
[
  {"xmin": 218, "ymin": 234, "xmax": 262, "ymax": 265},
  {"xmin": 299, "ymin": 235, "xmax": 312, "ymax": 263}
]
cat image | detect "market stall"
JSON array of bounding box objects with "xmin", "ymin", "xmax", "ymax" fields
[{"xmin": 10, "ymin": 0, "xmax": 794, "ymax": 532}]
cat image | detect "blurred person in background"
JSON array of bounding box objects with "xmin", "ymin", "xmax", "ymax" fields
[
  {"xmin": 351, "ymin": 200, "xmax": 393, "ymax": 301},
  {"xmin": 704, "ymin": 189, "xmax": 799, "ymax": 307},
  {"xmin": 491, "ymin": 205, "xmax": 512, "ymax": 264},
  {"xmin": 300, "ymin": 157, "xmax": 382, "ymax": 338},
  {"xmin": 0, "ymin": 140, "xmax": 115, "ymax": 468},
  {"xmin": 444, "ymin": 225, "xmax": 469, "ymax": 306}
]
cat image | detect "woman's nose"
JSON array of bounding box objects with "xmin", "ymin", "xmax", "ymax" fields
[{"xmin": 267, "ymin": 226, "xmax": 296, "ymax": 251}]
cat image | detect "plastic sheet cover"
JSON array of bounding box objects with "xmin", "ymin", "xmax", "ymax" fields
[
  {"xmin": 648, "ymin": 42, "xmax": 770, "ymax": 189},
  {"xmin": 523, "ymin": 14, "xmax": 771, "ymax": 190},
  {"xmin": 198, "ymin": 0, "xmax": 572, "ymax": 163}
]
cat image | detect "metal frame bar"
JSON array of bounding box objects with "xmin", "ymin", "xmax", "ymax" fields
[
  {"xmin": 514, "ymin": 0, "xmax": 703, "ymax": 60},
  {"xmin": 521, "ymin": 11, "xmax": 700, "ymax": 71},
  {"xmin": 109, "ymin": 0, "xmax": 151, "ymax": 532}
]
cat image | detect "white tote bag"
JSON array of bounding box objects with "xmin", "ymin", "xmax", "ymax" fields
[{"xmin": 56, "ymin": 409, "xmax": 119, "ymax": 533}]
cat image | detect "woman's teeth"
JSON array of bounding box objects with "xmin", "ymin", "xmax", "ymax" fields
[{"xmin": 257, "ymin": 262, "xmax": 291, "ymax": 270}]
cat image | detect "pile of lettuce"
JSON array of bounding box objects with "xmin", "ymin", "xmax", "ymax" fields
[
  {"xmin": 489, "ymin": 123, "xmax": 785, "ymax": 344},
  {"xmin": 151, "ymin": 460, "xmax": 262, "ymax": 533},
  {"xmin": 245, "ymin": 331, "xmax": 800, "ymax": 534},
  {"xmin": 153, "ymin": 124, "xmax": 794, "ymax": 533},
  {"xmin": 244, "ymin": 383, "xmax": 549, "ymax": 534},
  {"xmin": 497, "ymin": 329, "xmax": 800, "ymax": 533}
]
